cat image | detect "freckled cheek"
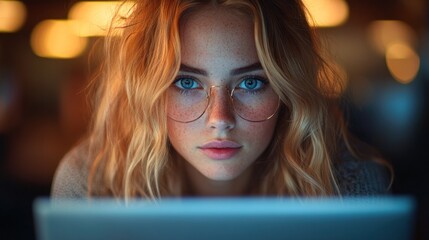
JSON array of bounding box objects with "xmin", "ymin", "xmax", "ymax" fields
[
  {"xmin": 167, "ymin": 121, "xmax": 183, "ymax": 143},
  {"xmin": 166, "ymin": 97, "xmax": 191, "ymax": 122},
  {"xmin": 167, "ymin": 120, "xmax": 198, "ymax": 150},
  {"xmin": 241, "ymin": 119, "xmax": 277, "ymax": 148}
]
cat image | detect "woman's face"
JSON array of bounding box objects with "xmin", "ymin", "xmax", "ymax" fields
[{"xmin": 167, "ymin": 6, "xmax": 278, "ymax": 189}]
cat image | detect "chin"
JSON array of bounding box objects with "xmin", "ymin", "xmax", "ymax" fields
[{"xmin": 201, "ymin": 168, "xmax": 245, "ymax": 182}]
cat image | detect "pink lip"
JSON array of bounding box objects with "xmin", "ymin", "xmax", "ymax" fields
[{"xmin": 199, "ymin": 140, "xmax": 242, "ymax": 160}]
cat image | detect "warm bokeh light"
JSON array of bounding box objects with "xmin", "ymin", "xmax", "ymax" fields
[
  {"xmin": 0, "ymin": 0, "xmax": 27, "ymax": 32},
  {"xmin": 68, "ymin": 1, "xmax": 135, "ymax": 37},
  {"xmin": 386, "ymin": 43, "xmax": 420, "ymax": 84},
  {"xmin": 303, "ymin": 0, "xmax": 349, "ymax": 27},
  {"xmin": 30, "ymin": 20, "xmax": 88, "ymax": 59},
  {"xmin": 368, "ymin": 20, "xmax": 417, "ymax": 55}
]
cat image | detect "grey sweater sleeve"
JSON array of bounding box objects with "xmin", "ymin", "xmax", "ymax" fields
[
  {"xmin": 51, "ymin": 143, "xmax": 89, "ymax": 198},
  {"xmin": 335, "ymin": 152, "xmax": 392, "ymax": 196}
]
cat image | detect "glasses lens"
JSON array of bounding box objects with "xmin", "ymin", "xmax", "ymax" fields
[
  {"xmin": 167, "ymin": 87, "xmax": 208, "ymax": 123},
  {"xmin": 232, "ymin": 86, "xmax": 279, "ymax": 122},
  {"xmin": 167, "ymin": 84, "xmax": 279, "ymax": 122}
]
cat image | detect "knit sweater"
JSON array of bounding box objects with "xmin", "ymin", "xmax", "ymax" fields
[{"xmin": 51, "ymin": 142, "xmax": 391, "ymax": 198}]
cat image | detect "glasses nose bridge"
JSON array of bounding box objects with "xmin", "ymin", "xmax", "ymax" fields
[
  {"xmin": 208, "ymin": 85, "xmax": 232, "ymax": 101},
  {"xmin": 209, "ymin": 85, "xmax": 230, "ymax": 94},
  {"xmin": 206, "ymin": 85, "xmax": 233, "ymax": 109}
]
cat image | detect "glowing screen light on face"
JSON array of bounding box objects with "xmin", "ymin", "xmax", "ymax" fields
[
  {"xmin": 0, "ymin": 0, "xmax": 27, "ymax": 32},
  {"xmin": 30, "ymin": 20, "xmax": 88, "ymax": 59}
]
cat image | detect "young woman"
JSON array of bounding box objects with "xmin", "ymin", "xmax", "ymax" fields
[{"xmin": 52, "ymin": 0, "xmax": 391, "ymax": 199}]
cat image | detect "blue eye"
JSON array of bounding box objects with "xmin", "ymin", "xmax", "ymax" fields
[
  {"xmin": 174, "ymin": 77, "xmax": 200, "ymax": 90},
  {"xmin": 238, "ymin": 77, "xmax": 266, "ymax": 91}
]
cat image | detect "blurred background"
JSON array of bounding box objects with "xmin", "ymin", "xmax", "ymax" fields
[{"xmin": 0, "ymin": 0, "xmax": 428, "ymax": 239}]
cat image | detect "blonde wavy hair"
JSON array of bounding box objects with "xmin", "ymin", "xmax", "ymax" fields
[{"xmin": 86, "ymin": 0, "xmax": 382, "ymax": 199}]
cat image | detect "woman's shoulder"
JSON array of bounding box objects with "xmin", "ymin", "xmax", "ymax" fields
[
  {"xmin": 51, "ymin": 140, "xmax": 91, "ymax": 198},
  {"xmin": 334, "ymin": 151, "xmax": 392, "ymax": 196}
]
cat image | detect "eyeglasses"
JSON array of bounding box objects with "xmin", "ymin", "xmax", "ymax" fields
[{"xmin": 167, "ymin": 77, "xmax": 280, "ymax": 123}]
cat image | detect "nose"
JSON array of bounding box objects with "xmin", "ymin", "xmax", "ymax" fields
[{"xmin": 206, "ymin": 86, "xmax": 236, "ymax": 130}]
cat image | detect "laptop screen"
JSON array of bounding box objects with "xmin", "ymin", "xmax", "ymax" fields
[{"xmin": 33, "ymin": 197, "xmax": 415, "ymax": 240}]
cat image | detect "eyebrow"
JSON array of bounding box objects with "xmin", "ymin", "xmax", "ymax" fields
[
  {"xmin": 179, "ymin": 62, "xmax": 263, "ymax": 76},
  {"xmin": 179, "ymin": 64, "xmax": 208, "ymax": 75},
  {"xmin": 231, "ymin": 62, "xmax": 263, "ymax": 75}
]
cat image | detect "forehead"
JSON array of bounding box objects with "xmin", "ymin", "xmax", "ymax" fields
[
  {"xmin": 180, "ymin": 5, "xmax": 252, "ymax": 31},
  {"xmin": 179, "ymin": 5, "xmax": 259, "ymax": 71}
]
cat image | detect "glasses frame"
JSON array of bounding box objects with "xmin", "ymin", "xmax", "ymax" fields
[{"xmin": 167, "ymin": 85, "xmax": 281, "ymax": 123}]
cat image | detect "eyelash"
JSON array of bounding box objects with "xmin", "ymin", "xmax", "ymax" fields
[
  {"xmin": 236, "ymin": 75, "xmax": 268, "ymax": 94},
  {"xmin": 173, "ymin": 75, "xmax": 269, "ymax": 93}
]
